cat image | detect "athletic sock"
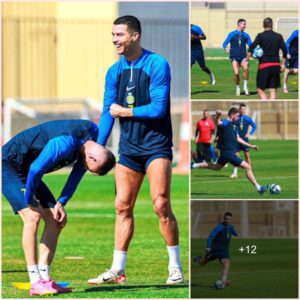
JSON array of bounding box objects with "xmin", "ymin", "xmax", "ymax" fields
[
  {"xmin": 167, "ymin": 245, "xmax": 182, "ymax": 270},
  {"xmin": 27, "ymin": 265, "xmax": 41, "ymax": 284},
  {"xmin": 111, "ymin": 250, "xmax": 127, "ymax": 275},
  {"xmin": 192, "ymin": 163, "xmax": 201, "ymax": 169},
  {"xmin": 255, "ymin": 183, "xmax": 261, "ymax": 190},
  {"xmin": 244, "ymin": 80, "xmax": 248, "ymax": 88},
  {"xmin": 283, "ymin": 83, "xmax": 287, "ymax": 88},
  {"xmin": 38, "ymin": 264, "xmax": 50, "ymax": 281},
  {"xmin": 222, "ymin": 274, "xmax": 227, "ymax": 283},
  {"xmin": 233, "ymin": 167, "xmax": 238, "ymax": 175}
]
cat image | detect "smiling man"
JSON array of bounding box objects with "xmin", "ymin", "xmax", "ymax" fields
[
  {"xmin": 88, "ymin": 15, "xmax": 183, "ymax": 285},
  {"xmin": 2, "ymin": 119, "xmax": 115, "ymax": 296}
]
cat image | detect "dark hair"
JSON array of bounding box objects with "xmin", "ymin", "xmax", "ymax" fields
[
  {"xmin": 263, "ymin": 17, "xmax": 273, "ymax": 29},
  {"xmin": 228, "ymin": 107, "xmax": 239, "ymax": 117},
  {"xmin": 224, "ymin": 212, "xmax": 233, "ymax": 218},
  {"xmin": 237, "ymin": 18, "xmax": 246, "ymax": 25},
  {"xmin": 114, "ymin": 15, "xmax": 142, "ymax": 35},
  {"xmin": 203, "ymin": 109, "xmax": 209, "ymax": 113},
  {"xmin": 239, "ymin": 103, "xmax": 246, "ymax": 108},
  {"xmin": 97, "ymin": 149, "xmax": 116, "ymax": 176}
]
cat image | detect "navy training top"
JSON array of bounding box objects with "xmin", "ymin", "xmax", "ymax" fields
[
  {"xmin": 2, "ymin": 119, "xmax": 98, "ymax": 206},
  {"xmin": 97, "ymin": 48, "xmax": 173, "ymax": 156},
  {"xmin": 207, "ymin": 223, "xmax": 238, "ymax": 253},
  {"xmin": 223, "ymin": 30, "xmax": 252, "ymax": 59}
]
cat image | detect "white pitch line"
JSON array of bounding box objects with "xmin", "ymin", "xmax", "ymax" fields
[{"xmin": 192, "ymin": 176, "xmax": 297, "ymax": 184}]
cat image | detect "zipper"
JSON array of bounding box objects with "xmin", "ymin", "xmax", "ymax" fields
[{"xmin": 130, "ymin": 61, "xmax": 134, "ymax": 82}]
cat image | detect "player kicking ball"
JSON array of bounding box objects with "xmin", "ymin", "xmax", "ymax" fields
[
  {"xmin": 192, "ymin": 108, "xmax": 269, "ymax": 195},
  {"xmin": 2, "ymin": 120, "xmax": 115, "ymax": 296},
  {"xmin": 193, "ymin": 212, "xmax": 238, "ymax": 289}
]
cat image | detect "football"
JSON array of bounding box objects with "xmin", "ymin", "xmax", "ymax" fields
[
  {"xmin": 270, "ymin": 184, "xmax": 281, "ymax": 195},
  {"xmin": 252, "ymin": 45, "xmax": 264, "ymax": 58},
  {"xmin": 214, "ymin": 280, "xmax": 225, "ymax": 290}
]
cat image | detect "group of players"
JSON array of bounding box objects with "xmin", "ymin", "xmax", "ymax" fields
[
  {"xmin": 192, "ymin": 103, "xmax": 269, "ymax": 194},
  {"xmin": 191, "ymin": 18, "xmax": 298, "ymax": 99},
  {"xmin": 2, "ymin": 16, "xmax": 183, "ymax": 296}
]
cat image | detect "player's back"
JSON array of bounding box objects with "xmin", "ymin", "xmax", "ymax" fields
[
  {"xmin": 2, "ymin": 119, "xmax": 98, "ymax": 173},
  {"xmin": 256, "ymin": 31, "xmax": 286, "ymax": 63}
]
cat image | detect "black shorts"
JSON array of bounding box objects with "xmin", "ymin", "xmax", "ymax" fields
[
  {"xmin": 286, "ymin": 56, "xmax": 298, "ymax": 69},
  {"xmin": 257, "ymin": 66, "xmax": 281, "ymax": 90},
  {"xmin": 191, "ymin": 49, "xmax": 205, "ymax": 67},
  {"xmin": 2, "ymin": 160, "xmax": 56, "ymax": 214}
]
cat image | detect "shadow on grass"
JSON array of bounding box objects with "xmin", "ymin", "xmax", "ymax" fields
[
  {"xmin": 2, "ymin": 270, "xmax": 27, "ymax": 273},
  {"xmin": 84, "ymin": 283, "xmax": 189, "ymax": 293},
  {"xmin": 191, "ymin": 90, "xmax": 220, "ymax": 95},
  {"xmin": 192, "ymin": 174, "xmax": 228, "ymax": 178}
]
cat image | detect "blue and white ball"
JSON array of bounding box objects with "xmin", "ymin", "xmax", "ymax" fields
[
  {"xmin": 214, "ymin": 280, "xmax": 225, "ymax": 290},
  {"xmin": 270, "ymin": 184, "xmax": 281, "ymax": 195},
  {"xmin": 253, "ymin": 45, "xmax": 264, "ymax": 58}
]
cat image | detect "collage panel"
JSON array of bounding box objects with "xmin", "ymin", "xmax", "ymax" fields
[
  {"xmin": 191, "ymin": 1, "xmax": 298, "ymax": 100},
  {"xmin": 190, "ymin": 200, "xmax": 299, "ymax": 298},
  {"xmin": 2, "ymin": 1, "xmax": 189, "ymax": 298},
  {"xmin": 191, "ymin": 101, "xmax": 298, "ymax": 199}
]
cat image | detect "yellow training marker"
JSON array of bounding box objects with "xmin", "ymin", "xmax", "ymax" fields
[{"xmin": 200, "ymin": 81, "xmax": 208, "ymax": 85}]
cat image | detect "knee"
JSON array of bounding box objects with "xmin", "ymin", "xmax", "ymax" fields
[
  {"xmin": 153, "ymin": 195, "xmax": 170, "ymax": 221},
  {"xmin": 23, "ymin": 212, "xmax": 41, "ymax": 230},
  {"xmin": 115, "ymin": 195, "xmax": 134, "ymax": 218},
  {"xmin": 244, "ymin": 163, "xmax": 251, "ymax": 171}
]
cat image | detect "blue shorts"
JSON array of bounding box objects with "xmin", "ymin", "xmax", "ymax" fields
[
  {"xmin": 231, "ymin": 57, "xmax": 246, "ymax": 64},
  {"xmin": 117, "ymin": 153, "xmax": 173, "ymax": 174},
  {"xmin": 191, "ymin": 49, "xmax": 205, "ymax": 67},
  {"xmin": 286, "ymin": 56, "xmax": 298, "ymax": 69},
  {"xmin": 2, "ymin": 160, "xmax": 56, "ymax": 214},
  {"xmin": 217, "ymin": 150, "xmax": 243, "ymax": 167},
  {"xmin": 205, "ymin": 250, "xmax": 230, "ymax": 261}
]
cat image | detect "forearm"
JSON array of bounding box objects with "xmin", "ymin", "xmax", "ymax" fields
[
  {"xmin": 237, "ymin": 136, "xmax": 254, "ymax": 147},
  {"xmin": 97, "ymin": 110, "xmax": 115, "ymax": 145}
]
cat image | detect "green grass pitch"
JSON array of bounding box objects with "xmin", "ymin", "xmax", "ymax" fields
[
  {"xmin": 2, "ymin": 174, "xmax": 189, "ymax": 298},
  {"xmin": 191, "ymin": 140, "xmax": 298, "ymax": 199},
  {"xmin": 191, "ymin": 50, "xmax": 298, "ymax": 99},
  {"xmin": 191, "ymin": 238, "xmax": 298, "ymax": 298}
]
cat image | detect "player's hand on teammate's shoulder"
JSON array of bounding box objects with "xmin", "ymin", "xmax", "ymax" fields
[{"xmin": 53, "ymin": 202, "xmax": 67, "ymax": 229}]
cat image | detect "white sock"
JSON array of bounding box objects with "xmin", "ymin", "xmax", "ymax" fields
[
  {"xmin": 111, "ymin": 250, "xmax": 127, "ymax": 274},
  {"xmin": 167, "ymin": 245, "xmax": 181, "ymax": 270},
  {"xmin": 236, "ymin": 85, "xmax": 240, "ymax": 89},
  {"xmin": 192, "ymin": 163, "xmax": 201, "ymax": 169},
  {"xmin": 233, "ymin": 167, "xmax": 238, "ymax": 175},
  {"xmin": 27, "ymin": 265, "xmax": 40, "ymax": 284},
  {"xmin": 38, "ymin": 264, "xmax": 50, "ymax": 281},
  {"xmin": 222, "ymin": 274, "xmax": 227, "ymax": 283},
  {"xmin": 244, "ymin": 80, "xmax": 248, "ymax": 88},
  {"xmin": 283, "ymin": 83, "xmax": 287, "ymax": 88},
  {"xmin": 255, "ymin": 183, "xmax": 261, "ymax": 190}
]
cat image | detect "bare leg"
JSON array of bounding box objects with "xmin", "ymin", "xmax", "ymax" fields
[
  {"xmin": 269, "ymin": 88, "xmax": 277, "ymax": 99},
  {"xmin": 244, "ymin": 151, "xmax": 251, "ymax": 165},
  {"xmin": 114, "ymin": 163, "xmax": 144, "ymax": 251},
  {"xmin": 241, "ymin": 60, "xmax": 249, "ymax": 81},
  {"xmin": 232, "ymin": 61, "xmax": 240, "ymax": 85},
  {"xmin": 147, "ymin": 158, "xmax": 178, "ymax": 246},
  {"xmin": 219, "ymin": 258, "xmax": 231, "ymax": 282},
  {"xmin": 239, "ymin": 161, "xmax": 258, "ymax": 186},
  {"xmin": 257, "ymin": 88, "xmax": 268, "ymax": 99},
  {"xmin": 19, "ymin": 208, "xmax": 42, "ymax": 266},
  {"xmin": 283, "ymin": 68, "xmax": 290, "ymax": 85},
  {"xmin": 39, "ymin": 208, "xmax": 62, "ymax": 265}
]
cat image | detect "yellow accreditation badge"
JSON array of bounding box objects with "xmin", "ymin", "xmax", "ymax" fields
[
  {"xmin": 126, "ymin": 93, "xmax": 135, "ymax": 109},
  {"xmin": 21, "ymin": 188, "xmax": 26, "ymax": 195}
]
